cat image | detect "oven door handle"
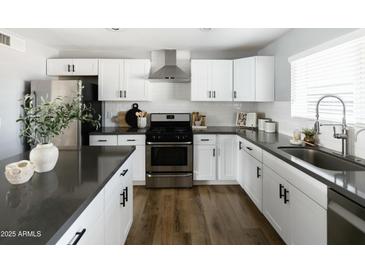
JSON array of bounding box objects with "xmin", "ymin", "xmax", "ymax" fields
[
  {"xmin": 146, "ymin": 142, "xmax": 192, "ymax": 145},
  {"xmin": 146, "ymin": 173, "xmax": 192, "ymax": 178}
]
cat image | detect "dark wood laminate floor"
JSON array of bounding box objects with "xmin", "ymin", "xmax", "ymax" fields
[{"xmin": 126, "ymin": 185, "xmax": 284, "ymax": 245}]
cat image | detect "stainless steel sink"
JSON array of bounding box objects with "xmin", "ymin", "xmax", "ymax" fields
[{"xmin": 278, "ymin": 147, "xmax": 365, "ymax": 171}]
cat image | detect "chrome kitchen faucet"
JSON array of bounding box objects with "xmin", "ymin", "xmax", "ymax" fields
[{"xmin": 313, "ymin": 95, "xmax": 349, "ymax": 156}]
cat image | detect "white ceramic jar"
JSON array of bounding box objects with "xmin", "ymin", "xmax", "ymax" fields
[
  {"xmin": 137, "ymin": 117, "xmax": 147, "ymax": 129},
  {"xmin": 264, "ymin": 121, "xmax": 277, "ymax": 133},
  {"xmin": 29, "ymin": 143, "xmax": 59, "ymax": 173}
]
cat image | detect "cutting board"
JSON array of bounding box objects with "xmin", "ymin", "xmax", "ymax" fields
[{"xmin": 117, "ymin": 111, "xmax": 129, "ymax": 127}]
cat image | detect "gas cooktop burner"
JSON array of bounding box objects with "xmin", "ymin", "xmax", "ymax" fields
[{"xmin": 146, "ymin": 113, "xmax": 193, "ymax": 143}]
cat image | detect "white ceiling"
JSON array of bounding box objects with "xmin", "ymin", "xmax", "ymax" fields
[{"xmin": 10, "ymin": 28, "xmax": 289, "ymax": 52}]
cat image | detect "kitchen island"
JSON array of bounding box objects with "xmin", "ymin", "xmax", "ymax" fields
[{"xmin": 0, "ymin": 146, "xmax": 135, "ymax": 245}]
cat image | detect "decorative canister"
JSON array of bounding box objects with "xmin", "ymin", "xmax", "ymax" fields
[
  {"xmin": 137, "ymin": 117, "xmax": 147, "ymax": 129},
  {"xmin": 264, "ymin": 121, "xmax": 277, "ymax": 133},
  {"xmin": 258, "ymin": 118, "xmax": 271, "ymax": 131}
]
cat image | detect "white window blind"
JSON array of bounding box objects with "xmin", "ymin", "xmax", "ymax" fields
[{"xmin": 290, "ymin": 34, "xmax": 365, "ymax": 125}]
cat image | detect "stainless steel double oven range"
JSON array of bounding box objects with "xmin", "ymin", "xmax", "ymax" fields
[{"xmin": 146, "ymin": 113, "xmax": 193, "ymax": 188}]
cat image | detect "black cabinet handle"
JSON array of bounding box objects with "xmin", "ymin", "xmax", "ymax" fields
[
  {"xmin": 120, "ymin": 192, "xmax": 126, "ymax": 207},
  {"xmin": 246, "ymin": 146, "xmax": 253, "ymax": 151},
  {"xmin": 119, "ymin": 90, "xmax": 122, "ymax": 98},
  {"xmin": 213, "ymin": 148, "xmax": 216, "ymax": 157},
  {"xmin": 72, "ymin": 64, "xmax": 75, "ymax": 72},
  {"xmin": 284, "ymin": 189, "xmax": 289, "ymax": 204},
  {"xmin": 124, "ymin": 187, "xmax": 128, "ymax": 202},
  {"xmin": 67, "ymin": 64, "xmax": 71, "ymax": 72},
  {"xmin": 127, "ymin": 139, "xmax": 136, "ymax": 142},
  {"xmin": 239, "ymin": 141, "xmax": 243, "ymax": 150},
  {"xmin": 201, "ymin": 139, "xmax": 210, "ymax": 141},
  {"xmin": 97, "ymin": 139, "xmax": 107, "ymax": 142},
  {"xmin": 256, "ymin": 167, "xmax": 261, "ymax": 178},
  {"xmin": 279, "ymin": 184, "xmax": 284, "ymax": 199},
  {"xmin": 120, "ymin": 169, "xmax": 128, "ymax": 176},
  {"xmin": 71, "ymin": 228, "xmax": 86, "ymax": 245}
]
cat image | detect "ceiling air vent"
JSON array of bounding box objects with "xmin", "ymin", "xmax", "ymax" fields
[{"xmin": 0, "ymin": 30, "xmax": 26, "ymax": 52}]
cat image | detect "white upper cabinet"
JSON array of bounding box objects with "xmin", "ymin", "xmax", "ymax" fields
[
  {"xmin": 98, "ymin": 59, "xmax": 150, "ymax": 101},
  {"xmin": 233, "ymin": 56, "xmax": 274, "ymax": 102},
  {"xmin": 123, "ymin": 59, "xmax": 151, "ymax": 101},
  {"xmin": 47, "ymin": 59, "xmax": 98, "ymax": 76},
  {"xmin": 191, "ymin": 60, "xmax": 233, "ymax": 101}
]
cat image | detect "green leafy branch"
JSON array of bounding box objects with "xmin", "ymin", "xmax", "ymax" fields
[{"xmin": 17, "ymin": 94, "xmax": 101, "ymax": 145}]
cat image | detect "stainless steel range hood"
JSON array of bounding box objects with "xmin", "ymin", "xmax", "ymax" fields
[{"xmin": 149, "ymin": 49, "xmax": 191, "ymax": 83}]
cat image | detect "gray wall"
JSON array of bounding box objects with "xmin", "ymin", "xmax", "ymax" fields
[
  {"xmin": 258, "ymin": 28, "xmax": 356, "ymax": 101},
  {"xmin": 0, "ymin": 31, "xmax": 58, "ymax": 160}
]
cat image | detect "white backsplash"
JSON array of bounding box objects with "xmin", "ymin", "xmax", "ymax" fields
[
  {"xmin": 256, "ymin": 101, "xmax": 365, "ymax": 159},
  {"xmin": 104, "ymin": 82, "xmax": 256, "ymax": 127}
]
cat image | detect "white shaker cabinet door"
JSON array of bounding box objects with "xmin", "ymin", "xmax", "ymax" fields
[
  {"xmin": 47, "ymin": 59, "xmax": 74, "ymax": 76},
  {"xmin": 289, "ymin": 185, "xmax": 327, "ymax": 245},
  {"xmin": 98, "ymin": 59, "xmax": 122, "ymax": 101},
  {"xmin": 191, "ymin": 60, "xmax": 212, "ymax": 101},
  {"xmin": 72, "ymin": 59, "xmax": 98, "ymax": 76},
  {"xmin": 123, "ymin": 59, "xmax": 150, "ymax": 101},
  {"xmin": 233, "ymin": 57, "xmax": 255, "ymax": 101},
  {"xmin": 263, "ymin": 165, "xmax": 290, "ymax": 243},
  {"xmin": 193, "ymin": 144, "xmax": 217, "ymax": 180},
  {"xmin": 217, "ymin": 135, "xmax": 237, "ymax": 180},
  {"xmin": 211, "ymin": 60, "xmax": 233, "ymax": 101}
]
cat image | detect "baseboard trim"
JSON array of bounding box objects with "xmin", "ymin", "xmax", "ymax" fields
[
  {"xmin": 194, "ymin": 180, "xmax": 239, "ymax": 186},
  {"xmin": 133, "ymin": 180, "xmax": 146, "ymax": 186}
]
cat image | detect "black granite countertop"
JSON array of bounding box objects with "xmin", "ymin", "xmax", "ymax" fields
[
  {"xmin": 89, "ymin": 127, "xmax": 148, "ymax": 135},
  {"xmin": 0, "ymin": 146, "xmax": 135, "ymax": 245},
  {"xmin": 91, "ymin": 126, "xmax": 365, "ymax": 207}
]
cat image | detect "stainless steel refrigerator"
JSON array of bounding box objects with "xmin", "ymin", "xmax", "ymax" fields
[{"xmin": 30, "ymin": 80, "xmax": 102, "ymax": 149}]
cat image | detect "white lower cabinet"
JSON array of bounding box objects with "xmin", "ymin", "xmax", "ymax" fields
[
  {"xmin": 57, "ymin": 154, "xmax": 133, "ymax": 245},
  {"xmin": 263, "ymin": 166, "xmax": 291, "ymax": 243},
  {"xmin": 263, "ymin": 165, "xmax": 327, "ymax": 244},
  {"xmin": 194, "ymin": 144, "xmax": 217, "ymax": 180},
  {"xmin": 217, "ymin": 135, "xmax": 237, "ymax": 180},
  {"xmin": 90, "ymin": 134, "xmax": 146, "ymax": 182},
  {"xmin": 194, "ymin": 134, "xmax": 236, "ymax": 181},
  {"xmin": 237, "ymin": 137, "xmax": 263, "ymax": 211},
  {"xmin": 289, "ymin": 185, "xmax": 327, "ymax": 244}
]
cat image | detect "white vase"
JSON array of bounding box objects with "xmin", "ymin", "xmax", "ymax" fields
[{"xmin": 30, "ymin": 143, "xmax": 59, "ymax": 173}]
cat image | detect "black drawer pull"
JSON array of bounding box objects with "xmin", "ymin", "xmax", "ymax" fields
[
  {"xmin": 124, "ymin": 186, "xmax": 128, "ymax": 202},
  {"xmin": 127, "ymin": 139, "xmax": 136, "ymax": 142},
  {"xmin": 201, "ymin": 138, "xmax": 210, "ymax": 141},
  {"xmin": 239, "ymin": 141, "xmax": 243, "ymax": 150},
  {"xmin": 246, "ymin": 146, "xmax": 253, "ymax": 151},
  {"xmin": 97, "ymin": 139, "xmax": 107, "ymax": 142},
  {"xmin": 120, "ymin": 192, "xmax": 126, "ymax": 207},
  {"xmin": 256, "ymin": 166, "xmax": 261, "ymax": 178},
  {"xmin": 120, "ymin": 169, "xmax": 128, "ymax": 176},
  {"xmin": 284, "ymin": 189, "xmax": 289, "ymax": 204},
  {"xmin": 71, "ymin": 228, "xmax": 86, "ymax": 245},
  {"xmin": 67, "ymin": 64, "xmax": 71, "ymax": 72},
  {"xmin": 279, "ymin": 184, "xmax": 284, "ymax": 199}
]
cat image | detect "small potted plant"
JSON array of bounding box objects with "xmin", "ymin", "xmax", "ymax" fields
[
  {"xmin": 17, "ymin": 95, "xmax": 100, "ymax": 173},
  {"xmin": 302, "ymin": 128, "xmax": 317, "ymax": 145}
]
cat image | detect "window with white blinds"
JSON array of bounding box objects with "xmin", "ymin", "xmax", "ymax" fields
[{"xmin": 290, "ymin": 34, "xmax": 365, "ymax": 125}]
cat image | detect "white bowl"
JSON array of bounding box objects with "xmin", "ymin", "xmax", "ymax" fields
[{"xmin": 5, "ymin": 160, "xmax": 35, "ymax": 184}]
